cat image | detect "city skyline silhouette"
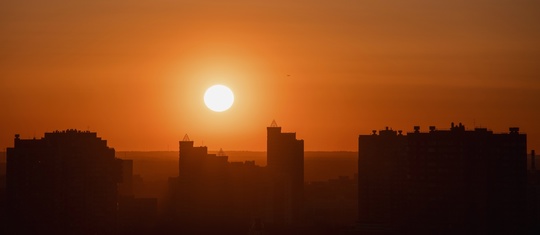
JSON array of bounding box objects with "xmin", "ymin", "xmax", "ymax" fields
[
  {"xmin": 2, "ymin": 0, "xmax": 540, "ymax": 234},
  {"xmin": 2, "ymin": 122, "xmax": 539, "ymax": 234}
]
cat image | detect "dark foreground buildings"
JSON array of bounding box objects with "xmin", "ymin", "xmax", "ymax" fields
[
  {"xmin": 267, "ymin": 120, "xmax": 304, "ymax": 225},
  {"xmin": 6, "ymin": 130, "xmax": 121, "ymax": 234},
  {"xmin": 358, "ymin": 123, "xmax": 528, "ymax": 234},
  {"xmin": 528, "ymin": 150, "xmax": 540, "ymax": 233},
  {"xmin": 168, "ymin": 121, "xmax": 304, "ymax": 233},
  {"xmin": 168, "ymin": 135, "xmax": 267, "ymax": 233},
  {"xmin": 4, "ymin": 123, "xmax": 306, "ymax": 234}
]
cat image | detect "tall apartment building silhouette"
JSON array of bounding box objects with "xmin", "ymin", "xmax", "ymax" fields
[
  {"xmin": 169, "ymin": 134, "xmax": 267, "ymax": 233},
  {"xmin": 267, "ymin": 120, "xmax": 304, "ymax": 225},
  {"xmin": 6, "ymin": 130, "xmax": 121, "ymax": 234},
  {"xmin": 358, "ymin": 124, "xmax": 527, "ymax": 234},
  {"xmin": 176, "ymin": 135, "xmax": 230, "ymax": 224},
  {"xmin": 168, "ymin": 122, "xmax": 304, "ymax": 233}
]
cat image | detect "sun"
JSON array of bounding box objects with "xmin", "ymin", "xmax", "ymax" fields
[{"xmin": 204, "ymin": 85, "xmax": 234, "ymax": 112}]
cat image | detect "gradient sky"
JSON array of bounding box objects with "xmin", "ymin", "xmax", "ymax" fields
[{"xmin": 1, "ymin": 0, "xmax": 539, "ymax": 151}]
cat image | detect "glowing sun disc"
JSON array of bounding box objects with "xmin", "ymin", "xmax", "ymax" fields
[{"xmin": 204, "ymin": 85, "xmax": 234, "ymax": 112}]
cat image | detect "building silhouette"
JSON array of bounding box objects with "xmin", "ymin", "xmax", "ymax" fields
[
  {"xmin": 117, "ymin": 159, "xmax": 158, "ymax": 235},
  {"xmin": 304, "ymin": 174, "xmax": 358, "ymax": 231},
  {"xmin": 0, "ymin": 153, "xmax": 6, "ymax": 232},
  {"xmin": 267, "ymin": 120, "xmax": 304, "ymax": 225},
  {"xmin": 168, "ymin": 135, "xmax": 267, "ymax": 233},
  {"xmin": 6, "ymin": 130, "xmax": 121, "ymax": 234},
  {"xmin": 358, "ymin": 123, "xmax": 528, "ymax": 234},
  {"xmin": 167, "ymin": 121, "xmax": 304, "ymax": 233},
  {"xmin": 527, "ymin": 150, "xmax": 540, "ymax": 233}
]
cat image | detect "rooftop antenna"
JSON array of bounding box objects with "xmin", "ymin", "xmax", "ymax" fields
[
  {"xmin": 182, "ymin": 134, "xmax": 190, "ymax": 141},
  {"xmin": 270, "ymin": 119, "xmax": 278, "ymax": 127}
]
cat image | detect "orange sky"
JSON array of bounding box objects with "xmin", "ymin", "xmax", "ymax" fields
[{"xmin": 1, "ymin": 0, "xmax": 539, "ymax": 151}]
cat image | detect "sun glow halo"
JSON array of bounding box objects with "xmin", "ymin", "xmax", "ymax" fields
[{"xmin": 204, "ymin": 85, "xmax": 234, "ymax": 112}]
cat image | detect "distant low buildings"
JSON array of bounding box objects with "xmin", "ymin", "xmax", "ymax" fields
[
  {"xmin": 358, "ymin": 123, "xmax": 528, "ymax": 234},
  {"xmin": 117, "ymin": 158, "xmax": 158, "ymax": 234},
  {"xmin": 304, "ymin": 175, "xmax": 358, "ymax": 230}
]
